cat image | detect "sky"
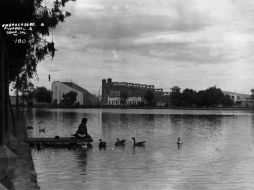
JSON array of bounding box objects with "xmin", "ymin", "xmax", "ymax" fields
[{"xmin": 33, "ymin": 0, "xmax": 254, "ymax": 95}]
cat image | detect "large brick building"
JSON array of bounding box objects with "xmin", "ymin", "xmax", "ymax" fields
[{"xmin": 101, "ymin": 78, "xmax": 170, "ymax": 106}]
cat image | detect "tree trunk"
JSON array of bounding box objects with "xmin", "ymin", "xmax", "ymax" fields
[
  {"xmin": 16, "ymin": 75, "xmax": 19, "ymax": 110},
  {"xmin": 4, "ymin": 53, "xmax": 9, "ymax": 135},
  {"xmin": 9, "ymin": 96, "xmax": 16, "ymax": 135},
  {"xmin": 0, "ymin": 35, "xmax": 5, "ymax": 145}
]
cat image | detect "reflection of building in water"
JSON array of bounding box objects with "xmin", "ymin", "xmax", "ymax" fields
[
  {"xmin": 223, "ymin": 89, "xmax": 254, "ymax": 108},
  {"xmin": 101, "ymin": 78, "xmax": 171, "ymax": 106},
  {"xmin": 52, "ymin": 81, "xmax": 98, "ymax": 106}
]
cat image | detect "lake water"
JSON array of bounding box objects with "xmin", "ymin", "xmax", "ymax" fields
[{"xmin": 25, "ymin": 108, "xmax": 254, "ymax": 190}]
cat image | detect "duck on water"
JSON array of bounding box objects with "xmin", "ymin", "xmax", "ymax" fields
[
  {"xmin": 99, "ymin": 139, "xmax": 106, "ymax": 148},
  {"xmin": 115, "ymin": 138, "xmax": 126, "ymax": 146},
  {"xmin": 131, "ymin": 137, "xmax": 145, "ymax": 147}
]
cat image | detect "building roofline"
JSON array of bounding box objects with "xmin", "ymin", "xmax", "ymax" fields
[
  {"xmin": 222, "ymin": 91, "xmax": 250, "ymax": 96},
  {"xmin": 171, "ymin": 86, "xmax": 180, "ymax": 89}
]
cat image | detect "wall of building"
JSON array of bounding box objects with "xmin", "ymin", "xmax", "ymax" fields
[
  {"xmin": 171, "ymin": 86, "xmax": 181, "ymax": 93},
  {"xmin": 223, "ymin": 91, "xmax": 251, "ymax": 102},
  {"xmin": 101, "ymin": 78, "xmax": 169, "ymax": 105},
  {"xmin": 156, "ymin": 101, "xmax": 167, "ymax": 107},
  {"xmin": 126, "ymin": 97, "xmax": 142, "ymax": 105},
  {"xmin": 156, "ymin": 95, "xmax": 170, "ymax": 105},
  {"xmin": 52, "ymin": 81, "xmax": 84, "ymax": 104},
  {"xmin": 107, "ymin": 97, "xmax": 121, "ymax": 105},
  {"xmin": 83, "ymin": 91, "xmax": 99, "ymax": 106},
  {"xmin": 236, "ymin": 100, "xmax": 254, "ymax": 108}
]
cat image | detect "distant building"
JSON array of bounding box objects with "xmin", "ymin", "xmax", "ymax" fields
[
  {"xmin": 251, "ymin": 89, "xmax": 254, "ymax": 96},
  {"xmin": 223, "ymin": 91, "xmax": 250, "ymax": 103},
  {"xmin": 52, "ymin": 81, "xmax": 98, "ymax": 106},
  {"xmin": 101, "ymin": 78, "xmax": 170, "ymax": 106},
  {"xmin": 170, "ymin": 86, "xmax": 181, "ymax": 93},
  {"xmin": 107, "ymin": 96, "xmax": 142, "ymax": 106},
  {"xmin": 223, "ymin": 90, "xmax": 254, "ymax": 108},
  {"xmin": 107, "ymin": 97, "xmax": 121, "ymax": 105},
  {"xmin": 126, "ymin": 97, "xmax": 142, "ymax": 105}
]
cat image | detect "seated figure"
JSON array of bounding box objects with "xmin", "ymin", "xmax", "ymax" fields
[{"xmin": 75, "ymin": 117, "xmax": 90, "ymax": 139}]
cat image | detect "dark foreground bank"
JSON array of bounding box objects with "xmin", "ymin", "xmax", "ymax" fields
[{"xmin": 1, "ymin": 111, "xmax": 39, "ymax": 190}]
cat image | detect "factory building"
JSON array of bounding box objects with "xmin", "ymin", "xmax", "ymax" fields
[{"xmin": 101, "ymin": 78, "xmax": 170, "ymax": 106}]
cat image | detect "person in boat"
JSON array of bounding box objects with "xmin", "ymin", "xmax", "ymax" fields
[{"xmin": 75, "ymin": 117, "xmax": 90, "ymax": 139}]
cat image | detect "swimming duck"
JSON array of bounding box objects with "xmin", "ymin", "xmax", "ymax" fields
[
  {"xmin": 177, "ymin": 137, "xmax": 183, "ymax": 145},
  {"xmin": 99, "ymin": 139, "xmax": 106, "ymax": 148},
  {"xmin": 115, "ymin": 138, "xmax": 126, "ymax": 146},
  {"xmin": 131, "ymin": 137, "xmax": 145, "ymax": 147}
]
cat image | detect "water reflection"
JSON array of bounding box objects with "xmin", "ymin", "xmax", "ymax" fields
[
  {"xmin": 177, "ymin": 143, "xmax": 182, "ymax": 150},
  {"xmin": 75, "ymin": 150, "xmax": 88, "ymax": 175},
  {"xmin": 26, "ymin": 108, "xmax": 254, "ymax": 190}
]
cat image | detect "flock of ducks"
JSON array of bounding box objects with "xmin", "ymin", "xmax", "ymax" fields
[
  {"xmin": 27, "ymin": 125, "xmax": 183, "ymax": 150},
  {"xmin": 96, "ymin": 137, "xmax": 183, "ymax": 149},
  {"xmin": 33, "ymin": 137, "xmax": 183, "ymax": 151},
  {"xmin": 97, "ymin": 137, "xmax": 146, "ymax": 149}
]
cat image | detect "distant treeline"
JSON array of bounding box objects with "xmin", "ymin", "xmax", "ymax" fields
[{"xmin": 170, "ymin": 87, "xmax": 234, "ymax": 107}]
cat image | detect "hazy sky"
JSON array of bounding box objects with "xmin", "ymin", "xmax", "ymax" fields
[{"xmin": 34, "ymin": 0, "xmax": 254, "ymax": 95}]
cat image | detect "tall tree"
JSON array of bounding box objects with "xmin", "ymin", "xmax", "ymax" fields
[
  {"xmin": 8, "ymin": 0, "xmax": 74, "ymax": 92},
  {"xmin": 206, "ymin": 87, "xmax": 224, "ymax": 105},
  {"xmin": 12, "ymin": 74, "xmax": 34, "ymax": 106},
  {"xmin": 21, "ymin": 81, "xmax": 34, "ymax": 105},
  {"xmin": 170, "ymin": 92, "xmax": 181, "ymax": 107},
  {"xmin": 34, "ymin": 86, "xmax": 52, "ymax": 103},
  {"xmin": 222, "ymin": 95, "xmax": 234, "ymax": 107},
  {"xmin": 62, "ymin": 91, "xmax": 77, "ymax": 106},
  {"xmin": 181, "ymin": 88, "xmax": 197, "ymax": 106}
]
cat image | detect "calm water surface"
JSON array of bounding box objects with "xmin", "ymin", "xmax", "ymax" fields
[{"xmin": 25, "ymin": 108, "xmax": 254, "ymax": 190}]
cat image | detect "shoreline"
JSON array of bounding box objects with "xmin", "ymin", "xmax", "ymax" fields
[
  {"xmin": 18, "ymin": 105, "xmax": 254, "ymax": 111},
  {"xmin": 11, "ymin": 111, "xmax": 39, "ymax": 190}
]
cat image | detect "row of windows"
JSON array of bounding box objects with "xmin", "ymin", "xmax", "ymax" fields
[
  {"xmin": 110, "ymin": 84, "xmax": 154, "ymax": 89},
  {"xmin": 107, "ymin": 100, "xmax": 142, "ymax": 105},
  {"xmin": 127, "ymin": 101, "xmax": 141, "ymax": 105},
  {"xmin": 108, "ymin": 100, "xmax": 120, "ymax": 105},
  {"xmin": 231, "ymin": 95, "xmax": 240, "ymax": 100}
]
